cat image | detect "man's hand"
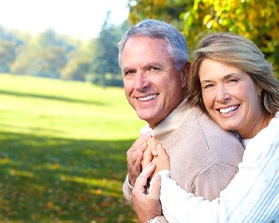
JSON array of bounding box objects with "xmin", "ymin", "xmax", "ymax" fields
[
  {"xmin": 132, "ymin": 162, "xmax": 162, "ymax": 223},
  {"xmin": 127, "ymin": 133, "xmax": 151, "ymax": 186}
]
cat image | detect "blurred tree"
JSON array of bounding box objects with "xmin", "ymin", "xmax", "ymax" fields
[
  {"xmin": 38, "ymin": 46, "xmax": 68, "ymax": 78},
  {"xmin": 0, "ymin": 26, "xmax": 23, "ymax": 73},
  {"xmin": 0, "ymin": 40, "xmax": 16, "ymax": 73},
  {"xmin": 61, "ymin": 41, "xmax": 95, "ymax": 81},
  {"xmin": 11, "ymin": 29, "xmax": 77, "ymax": 78},
  {"xmin": 38, "ymin": 29, "xmax": 74, "ymax": 51},
  {"xmin": 37, "ymin": 29, "xmax": 74, "ymax": 78},
  {"xmin": 90, "ymin": 11, "xmax": 123, "ymax": 87},
  {"xmin": 10, "ymin": 37, "xmax": 41, "ymax": 75},
  {"xmin": 62, "ymin": 20, "xmax": 130, "ymax": 84},
  {"xmin": 0, "ymin": 26, "xmax": 24, "ymax": 51}
]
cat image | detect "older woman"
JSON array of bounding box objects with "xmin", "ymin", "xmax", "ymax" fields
[{"xmin": 132, "ymin": 32, "xmax": 279, "ymax": 223}]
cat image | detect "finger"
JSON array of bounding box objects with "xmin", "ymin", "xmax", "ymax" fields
[
  {"xmin": 150, "ymin": 138, "xmax": 159, "ymax": 157},
  {"xmin": 156, "ymin": 143, "xmax": 167, "ymax": 158},
  {"xmin": 131, "ymin": 141, "xmax": 147, "ymax": 163},
  {"xmin": 149, "ymin": 174, "xmax": 162, "ymax": 199},
  {"xmin": 134, "ymin": 162, "xmax": 155, "ymax": 193},
  {"xmin": 139, "ymin": 141, "xmax": 148, "ymax": 153},
  {"xmin": 154, "ymin": 144, "xmax": 170, "ymax": 171},
  {"xmin": 137, "ymin": 133, "xmax": 151, "ymax": 146},
  {"xmin": 149, "ymin": 138, "xmax": 157, "ymax": 156},
  {"xmin": 152, "ymin": 142, "xmax": 160, "ymax": 157},
  {"xmin": 132, "ymin": 138, "xmax": 148, "ymax": 156},
  {"xmin": 129, "ymin": 134, "xmax": 150, "ymax": 155},
  {"xmin": 141, "ymin": 141, "xmax": 153, "ymax": 169},
  {"xmin": 135, "ymin": 150, "xmax": 144, "ymax": 168},
  {"xmin": 136, "ymin": 142, "xmax": 148, "ymax": 163},
  {"xmin": 138, "ymin": 162, "xmax": 156, "ymax": 182}
]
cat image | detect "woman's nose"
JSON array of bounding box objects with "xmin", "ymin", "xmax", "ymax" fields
[{"xmin": 216, "ymin": 86, "xmax": 230, "ymax": 103}]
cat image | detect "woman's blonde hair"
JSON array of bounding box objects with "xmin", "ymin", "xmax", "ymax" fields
[{"xmin": 187, "ymin": 32, "xmax": 279, "ymax": 116}]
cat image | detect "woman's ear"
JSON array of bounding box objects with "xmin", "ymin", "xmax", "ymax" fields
[{"xmin": 257, "ymin": 85, "xmax": 263, "ymax": 96}]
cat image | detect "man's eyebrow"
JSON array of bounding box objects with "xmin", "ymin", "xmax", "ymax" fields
[{"xmin": 122, "ymin": 67, "xmax": 133, "ymax": 72}]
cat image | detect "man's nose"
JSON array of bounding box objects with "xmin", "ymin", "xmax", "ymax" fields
[{"xmin": 134, "ymin": 71, "xmax": 148, "ymax": 91}]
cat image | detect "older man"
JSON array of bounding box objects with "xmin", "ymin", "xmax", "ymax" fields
[{"xmin": 118, "ymin": 19, "xmax": 244, "ymax": 223}]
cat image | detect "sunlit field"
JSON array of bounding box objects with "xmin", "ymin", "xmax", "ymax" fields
[{"xmin": 0, "ymin": 74, "xmax": 144, "ymax": 223}]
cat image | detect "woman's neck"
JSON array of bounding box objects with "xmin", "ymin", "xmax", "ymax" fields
[{"xmin": 238, "ymin": 114, "xmax": 272, "ymax": 139}]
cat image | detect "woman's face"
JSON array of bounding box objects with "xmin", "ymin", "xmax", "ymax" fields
[{"xmin": 199, "ymin": 58, "xmax": 263, "ymax": 139}]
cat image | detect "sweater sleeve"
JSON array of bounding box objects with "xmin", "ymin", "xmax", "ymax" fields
[
  {"xmin": 152, "ymin": 216, "xmax": 169, "ymax": 223},
  {"xmin": 123, "ymin": 174, "xmax": 133, "ymax": 205},
  {"xmin": 191, "ymin": 161, "xmax": 240, "ymax": 201},
  {"xmin": 159, "ymin": 118, "xmax": 279, "ymax": 223},
  {"xmin": 123, "ymin": 174, "xmax": 170, "ymax": 223}
]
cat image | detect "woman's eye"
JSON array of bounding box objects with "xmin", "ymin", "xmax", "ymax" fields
[
  {"xmin": 227, "ymin": 78, "xmax": 238, "ymax": 84},
  {"xmin": 204, "ymin": 84, "xmax": 213, "ymax": 89}
]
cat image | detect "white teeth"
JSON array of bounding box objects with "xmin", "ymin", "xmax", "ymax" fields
[
  {"xmin": 138, "ymin": 94, "xmax": 157, "ymax": 101},
  {"xmin": 220, "ymin": 106, "xmax": 238, "ymax": 114}
]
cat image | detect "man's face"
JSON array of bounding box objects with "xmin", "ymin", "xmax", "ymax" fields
[{"xmin": 121, "ymin": 36, "xmax": 187, "ymax": 128}]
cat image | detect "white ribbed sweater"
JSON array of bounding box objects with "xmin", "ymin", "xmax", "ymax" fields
[{"xmin": 158, "ymin": 112, "xmax": 279, "ymax": 223}]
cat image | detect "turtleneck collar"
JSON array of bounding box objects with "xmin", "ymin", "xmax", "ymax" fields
[{"xmin": 140, "ymin": 99, "xmax": 189, "ymax": 140}]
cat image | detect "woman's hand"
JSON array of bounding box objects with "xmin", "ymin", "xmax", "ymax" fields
[
  {"xmin": 142, "ymin": 138, "xmax": 170, "ymax": 178},
  {"xmin": 141, "ymin": 137, "xmax": 156, "ymax": 170},
  {"xmin": 153, "ymin": 143, "xmax": 170, "ymax": 175}
]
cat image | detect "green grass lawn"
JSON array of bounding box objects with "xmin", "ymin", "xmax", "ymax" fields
[{"xmin": 0, "ymin": 74, "xmax": 145, "ymax": 223}]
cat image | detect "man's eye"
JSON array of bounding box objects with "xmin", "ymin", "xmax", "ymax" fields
[
  {"xmin": 125, "ymin": 70, "xmax": 133, "ymax": 75},
  {"xmin": 150, "ymin": 67, "xmax": 159, "ymax": 71},
  {"xmin": 146, "ymin": 67, "xmax": 160, "ymax": 76},
  {"xmin": 123, "ymin": 70, "xmax": 135, "ymax": 79}
]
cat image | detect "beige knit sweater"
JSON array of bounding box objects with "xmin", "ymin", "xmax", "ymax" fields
[{"xmin": 123, "ymin": 106, "xmax": 244, "ymax": 222}]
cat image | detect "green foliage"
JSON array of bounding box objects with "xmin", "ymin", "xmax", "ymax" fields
[
  {"xmin": 36, "ymin": 30, "xmax": 73, "ymax": 78},
  {"xmin": 0, "ymin": 40, "xmax": 17, "ymax": 72},
  {"xmin": 0, "ymin": 21, "xmax": 128, "ymax": 86},
  {"xmin": 128, "ymin": 0, "xmax": 279, "ymax": 75},
  {"xmin": 3, "ymin": 28, "xmax": 77, "ymax": 79},
  {"xmin": 61, "ymin": 41, "xmax": 94, "ymax": 82},
  {"xmin": 90, "ymin": 11, "xmax": 124, "ymax": 87},
  {"xmin": 0, "ymin": 74, "xmax": 144, "ymax": 222},
  {"xmin": 182, "ymin": 0, "xmax": 279, "ymax": 73},
  {"xmin": 0, "ymin": 26, "xmax": 23, "ymax": 73},
  {"xmin": 128, "ymin": 0, "xmax": 191, "ymax": 28}
]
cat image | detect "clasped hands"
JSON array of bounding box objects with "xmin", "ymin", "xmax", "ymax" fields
[{"xmin": 126, "ymin": 133, "xmax": 170, "ymax": 223}]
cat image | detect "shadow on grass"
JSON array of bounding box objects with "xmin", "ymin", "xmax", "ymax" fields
[
  {"xmin": 0, "ymin": 90, "xmax": 105, "ymax": 105},
  {"xmin": 0, "ymin": 131, "xmax": 138, "ymax": 223}
]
